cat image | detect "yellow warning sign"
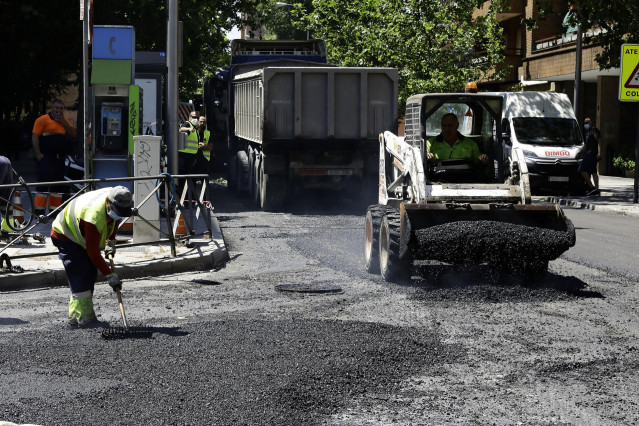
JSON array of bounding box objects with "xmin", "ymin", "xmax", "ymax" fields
[{"xmin": 619, "ymin": 43, "xmax": 639, "ymax": 102}]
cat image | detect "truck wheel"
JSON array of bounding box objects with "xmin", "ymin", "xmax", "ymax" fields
[
  {"xmin": 259, "ymin": 163, "xmax": 286, "ymax": 212},
  {"xmin": 379, "ymin": 210, "xmax": 411, "ymax": 283},
  {"xmin": 234, "ymin": 157, "xmax": 244, "ymax": 193},
  {"xmin": 364, "ymin": 205, "xmax": 389, "ymax": 274},
  {"xmin": 251, "ymin": 154, "xmax": 261, "ymax": 206}
]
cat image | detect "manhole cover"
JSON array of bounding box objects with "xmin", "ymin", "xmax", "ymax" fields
[
  {"xmin": 192, "ymin": 279, "xmax": 223, "ymax": 286},
  {"xmin": 275, "ymin": 283, "xmax": 342, "ymax": 294}
]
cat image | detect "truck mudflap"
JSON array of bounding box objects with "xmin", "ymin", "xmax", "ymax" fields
[{"xmin": 400, "ymin": 202, "xmax": 576, "ymax": 274}]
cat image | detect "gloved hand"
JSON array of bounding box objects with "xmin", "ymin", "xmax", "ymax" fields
[
  {"xmin": 105, "ymin": 240, "xmax": 117, "ymax": 258},
  {"xmin": 106, "ymin": 273, "xmax": 122, "ymax": 292}
]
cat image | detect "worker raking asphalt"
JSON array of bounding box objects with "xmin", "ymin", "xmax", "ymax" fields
[{"xmin": 412, "ymin": 219, "xmax": 576, "ymax": 273}]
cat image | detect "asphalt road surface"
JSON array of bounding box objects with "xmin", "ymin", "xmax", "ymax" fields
[{"xmin": 1, "ymin": 185, "xmax": 638, "ymax": 425}]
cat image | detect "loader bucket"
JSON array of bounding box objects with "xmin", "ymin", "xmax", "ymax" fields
[{"xmin": 401, "ymin": 202, "xmax": 576, "ymax": 274}]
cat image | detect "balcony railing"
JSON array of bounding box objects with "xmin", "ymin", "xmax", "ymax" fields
[{"xmin": 533, "ymin": 27, "xmax": 607, "ymax": 53}]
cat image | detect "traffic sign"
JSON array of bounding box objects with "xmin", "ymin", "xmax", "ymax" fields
[{"xmin": 619, "ymin": 43, "xmax": 639, "ymax": 102}]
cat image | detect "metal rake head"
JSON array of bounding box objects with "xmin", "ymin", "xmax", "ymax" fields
[{"xmin": 101, "ymin": 325, "xmax": 153, "ymax": 340}]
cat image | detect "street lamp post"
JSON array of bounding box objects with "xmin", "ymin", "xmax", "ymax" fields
[{"xmin": 275, "ymin": 2, "xmax": 309, "ymax": 40}]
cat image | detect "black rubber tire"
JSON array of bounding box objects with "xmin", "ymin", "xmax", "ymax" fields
[
  {"xmin": 364, "ymin": 204, "xmax": 389, "ymax": 274},
  {"xmin": 379, "ymin": 209, "xmax": 411, "ymax": 283},
  {"xmin": 251, "ymin": 153, "xmax": 261, "ymax": 206},
  {"xmin": 234, "ymin": 156, "xmax": 244, "ymax": 193},
  {"xmin": 259, "ymin": 163, "xmax": 286, "ymax": 212}
]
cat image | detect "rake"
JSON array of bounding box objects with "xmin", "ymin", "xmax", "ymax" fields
[{"xmin": 101, "ymin": 254, "xmax": 153, "ymax": 340}]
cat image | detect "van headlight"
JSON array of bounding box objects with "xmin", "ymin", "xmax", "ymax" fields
[{"xmin": 522, "ymin": 150, "xmax": 539, "ymax": 159}]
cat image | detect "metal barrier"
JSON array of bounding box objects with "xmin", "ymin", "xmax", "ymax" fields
[{"xmin": 0, "ymin": 173, "xmax": 213, "ymax": 260}]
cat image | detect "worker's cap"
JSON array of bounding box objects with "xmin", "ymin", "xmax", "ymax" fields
[{"xmin": 107, "ymin": 186, "xmax": 133, "ymax": 217}]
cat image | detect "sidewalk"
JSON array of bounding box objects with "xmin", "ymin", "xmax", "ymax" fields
[
  {"xmin": 535, "ymin": 175, "xmax": 639, "ymax": 218},
  {"xmin": 0, "ymin": 152, "xmax": 229, "ymax": 292}
]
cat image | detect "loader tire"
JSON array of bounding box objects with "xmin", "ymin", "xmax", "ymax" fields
[
  {"xmin": 379, "ymin": 210, "xmax": 411, "ymax": 283},
  {"xmin": 364, "ymin": 205, "xmax": 392, "ymax": 274}
]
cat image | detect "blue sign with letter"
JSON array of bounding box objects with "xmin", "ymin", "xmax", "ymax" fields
[{"xmin": 93, "ymin": 26, "xmax": 135, "ymax": 60}]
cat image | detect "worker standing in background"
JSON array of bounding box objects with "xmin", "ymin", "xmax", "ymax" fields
[
  {"xmin": 179, "ymin": 115, "xmax": 212, "ymax": 177},
  {"xmin": 180, "ymin": 110, "xmax": 200, "ymax": 134},
  {"xmin": 32, "ymin": 99, "xmax": 76, "ymax": 217},
  {"xmin": 51, "ymin": 186, "xmax": 131, "ymax": 327}
]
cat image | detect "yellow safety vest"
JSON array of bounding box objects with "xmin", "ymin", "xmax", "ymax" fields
[
  {"xmin": 180, "ymin": 130, "xmax": 211, "ymax": 161},
  {"xmin": 52, "ymin": 188, "xmax": 116, "ymax": 249}
]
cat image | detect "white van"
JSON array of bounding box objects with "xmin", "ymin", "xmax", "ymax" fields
[{"xmin": 490, "ymin": 91, "xmax": 585, "ymax": 194}]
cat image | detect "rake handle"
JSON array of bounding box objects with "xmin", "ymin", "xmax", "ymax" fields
[{"xmin": 108, "ymin": 254, "xmax": 129, "ymax": 330}]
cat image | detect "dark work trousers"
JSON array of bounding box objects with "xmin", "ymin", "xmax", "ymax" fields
[
  {"xmin": 51, "ymin": 237, "xmax": 98, "ymax": 295},
  {"xmin": 36, "ymin": 154, "xmax": 67, "ymax": 193}
]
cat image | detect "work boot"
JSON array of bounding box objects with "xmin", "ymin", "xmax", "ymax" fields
[
  {"xmin": 67, "ymin": 315, "xmax": 102, "ymax": 328},
  {"xmin": 68, "ymin": 295, "xmax": 99, "ymax": 328}
]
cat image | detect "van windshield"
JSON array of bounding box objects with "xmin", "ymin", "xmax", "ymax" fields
[{"xmin": 512, "ymin": 117, "xmax": 581, "ymax": 146}]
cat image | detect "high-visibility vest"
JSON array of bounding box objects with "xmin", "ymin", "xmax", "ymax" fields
[
  {"xmin": 52, "ymin": 188, "xmax": 116, "ymax": 249},
  {"xmin": 180, "ymin": 129, "xmax": 211, "ymax": 161}
]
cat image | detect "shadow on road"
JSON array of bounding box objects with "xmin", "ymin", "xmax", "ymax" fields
[
  {"xmin": 210, "ymin": 179, "xmax": 368, "ymax": 217},
  {"xmin": 403, "ymin": 264, "xmax": 604, "ymax": 303}
]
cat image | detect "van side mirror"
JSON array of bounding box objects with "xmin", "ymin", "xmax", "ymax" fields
[{"xmin": 502, "ymin": 134, "xmax": 512, "ymax": 146}]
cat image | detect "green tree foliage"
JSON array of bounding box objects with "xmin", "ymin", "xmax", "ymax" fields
[
  {"xmin": 0, "ymin": 1, "xmax": 82, "ymax": 153},
  {"xmin": 0, "ymin": 0, "xmax": 252, "ymax": 145},
  {"xmin": 293, "ymin": 0, "xmax": 508, "ymax": 111},
  {"xmin": 564, "ymin": 0, "xmax": 639, "ymax": 69},
  {"xmin": 93, "ymin": 0, "xmax": 252, "ymax": 98},
  {"xmin": 253, "ymin": 0, "xmax": 314, "ymax": 40}
]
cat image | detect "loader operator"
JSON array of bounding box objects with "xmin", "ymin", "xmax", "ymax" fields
[
  {"xmin": 426, "ymin": 113, "xmax": 489, "ymax": 166},
  {"xmin": 50, "ymin": 186, "xmax": 132, "ymax": 328}
]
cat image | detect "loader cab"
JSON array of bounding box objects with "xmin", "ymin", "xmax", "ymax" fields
[{"xmin": 406, "ymin": 94, "xmax": 504, "ymax": 184}]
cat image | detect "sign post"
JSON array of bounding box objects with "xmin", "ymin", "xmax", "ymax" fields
[{"xmin": 618, "ymin": 43, "xmax": 639, "ymax": 203}]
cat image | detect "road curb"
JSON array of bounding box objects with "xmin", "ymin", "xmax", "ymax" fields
[
  {"xmin": 543, "ymin": 196, "xmax": 639, "ymax": 218},
  {"xmin": 0, "ymin": 245, "xmax": 229, "ymax": 292}
]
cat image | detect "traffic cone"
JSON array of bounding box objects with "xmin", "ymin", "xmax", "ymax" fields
[
  {"xmin": 12, "ymin": 191, "xmax": 24, "ymax": 224},
  {"xmin": 34, "ymin": 192, "xmax": 47, "ymax": 216},
  {"xmin": 174, "ymin": 212, "xmax": 187, "ymax": 236},
  {"xmin": 48, "ymin": 192, "xmax": 63, "ymax": 212}
]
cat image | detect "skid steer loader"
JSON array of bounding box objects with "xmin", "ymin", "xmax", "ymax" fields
[{"xmin": 364, "ymin": 93, "xmax": 576, "ymax": 282}]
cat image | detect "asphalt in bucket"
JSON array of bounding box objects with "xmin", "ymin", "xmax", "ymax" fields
[{"xmin": 412, "ymin": 219, "xmax": 576, "ymax": 273}]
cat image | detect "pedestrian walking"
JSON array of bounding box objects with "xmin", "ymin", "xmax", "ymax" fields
[{"xmin": 579, "ymin": 117, "xmax": 602, "ymax": 196}]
